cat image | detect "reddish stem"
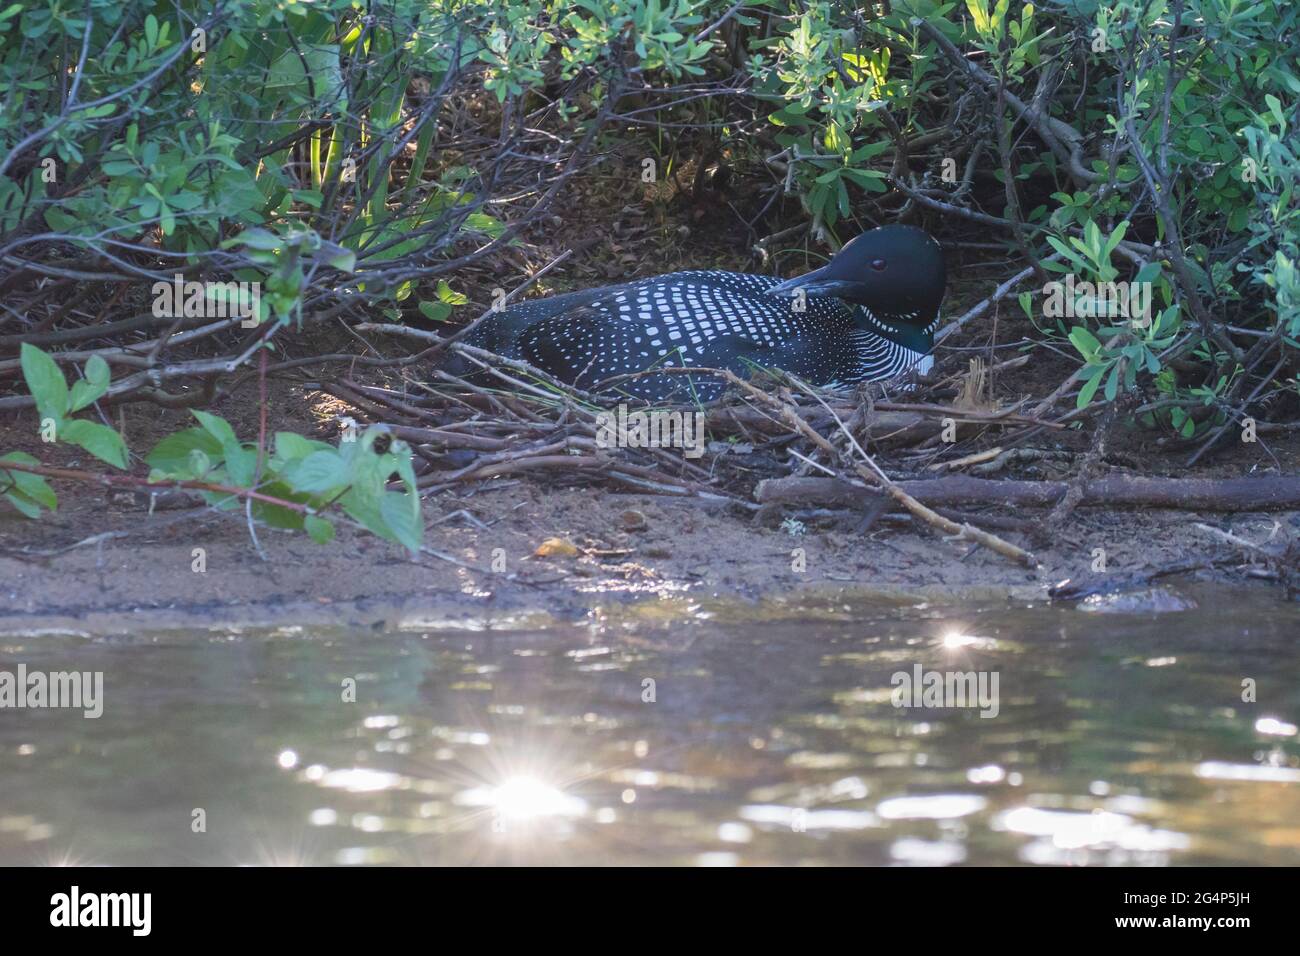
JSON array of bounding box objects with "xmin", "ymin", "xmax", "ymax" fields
[{"xmin": 0, "ymin": 459, "xmax": 312, "ymax": 514}]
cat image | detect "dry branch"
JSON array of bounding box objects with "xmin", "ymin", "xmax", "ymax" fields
[{"xmin": 756, "ymin": 475, "xmax": 1300, "ymax": 512}]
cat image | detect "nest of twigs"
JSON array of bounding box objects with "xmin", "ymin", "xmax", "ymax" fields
[{"xmin": 276, "ymin": 311, "xmax": 1289, "ymax": 586}]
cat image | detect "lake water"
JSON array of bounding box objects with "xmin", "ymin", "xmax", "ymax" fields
[{"xmin": 2, "ymin": 585, "xmax": 1298, "ymax": 865}]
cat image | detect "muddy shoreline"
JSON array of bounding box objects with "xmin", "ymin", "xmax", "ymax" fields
[{"xmin": 1, "ymin": 475, "xmax": 1289, "ymax": 634}]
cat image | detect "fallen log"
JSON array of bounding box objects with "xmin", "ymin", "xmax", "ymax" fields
[
  {"xmin": 755, "ymin": 475, "xmax": 1300, "ymax": 512},
  {"xmin": 757, "ymin": 477, "xmax": 884, "ymax": 507}
]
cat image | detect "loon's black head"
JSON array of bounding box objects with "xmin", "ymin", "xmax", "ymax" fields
[{"xmin": 770, "ymin": 225, "xmax": 945, "ymax": 325}]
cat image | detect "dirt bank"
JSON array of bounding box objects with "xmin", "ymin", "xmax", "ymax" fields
[
  {"xmin": 4, "ymin": 326, "xmax": 1298, "ymax": 635},
  {"xmin": 1, "ymin": 459, "xmax": 1290, "ymax": 635}
]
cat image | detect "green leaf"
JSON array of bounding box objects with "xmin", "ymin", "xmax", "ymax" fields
[
  {"xmin": 187, "ymin": 449, "xmax": 212, "ymax": 476},
  {"xmin": 4, "ymin": 490, "xmax": 42, "ymax": 519},
  {"xmin": 273, "ymin": 431, "xmax": 332, "ymax": 464},
  {"xmin": 391, "ymin": 446, "xmax": 418, "ymax": 495},
  {"xmin": 285, "ymin": 450, "xmax": 349, "ymax": 493},
  {"xmin": 20, "ymin": 343, "xmax": 69, "ymax": 420},
  {"xmin": 1134, "ymin": 261, "xmax": 1162, "ymax": 284},
  {"xmin": 191, "ymin": 409, "xmax": 239, "ymax": 447},
  {"xmin": 1103, "ymin": 362, "xmax": 1120, "ymax": 401},
  {"xmin": 1044, "ymin": 235, "xmax": 1087, "ymax": 272},
  {"xmin": 146, "ymin": 428, "xmax": 224, "ymax": 474},
  {"xmin": 379, "ymin": 491, "xmax": 422, "ymax": 552},
  {"xmin": 436, "ymin": 280, "xmax": 468, "ymax": 305},
  {"xmin": 340, "ymin": 486, "xmax": 384, "ymax": 538},
  {"xmin": 222, "ymin": 227, "xmax": 282, "ymax": 252},
  {"xmin": 68, "ymin": 354, "xmax": 112, "ymax": 412},
  {"xmin": 59, "ymin": 419, "xmax": 128, "ymax": 469},
  {"xmin": 0, "ymin": 453, "xmax": 57, "ymax": 510},
  {"xmin": 418, "ymin": 300, "xmax": 452, "ymax": 322},
  {"xmin": 85, "ymin": 353, "xmax": 110, "ymax": 389},
  {"xmin": 1265, "ymin": 93, "xmax": 1285, "ymax": 128},
  {"xmin": 1068, "ymin": 326, "xmax": 1102, "ymax": 361},
  {"xmin": 1075, "ymin": 370, "xmax": 1103, "ymax": 409},
  {"xmin": 1102, "ymin": 220, "xmax": 1129, "ymax": 261},
  {"xmin": 464, "ymin": 213, "xmax": 503, "ymax": 237},
  {"xmin": 1084, "ymin": 219, "xmax": 1102, "ymax": 256},
  {"xmin": 843, "ymin": 168, "xmax": 888, "ymax": 192},
  {"xmin": 250, "ymin": 500, "xmax": 305, "ymax": 531},
  {"xmin": 223, "ymin": 445, "xmax": 258, "ymax": 486},
  {"xmin": 304, "ymin": 514, "xmax": 335, "ymax": 544}
]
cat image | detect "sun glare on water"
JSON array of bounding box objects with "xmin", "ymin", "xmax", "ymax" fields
[{"xmin": 458, "ymin": 775, "xmax": 588, "ymax": 822}]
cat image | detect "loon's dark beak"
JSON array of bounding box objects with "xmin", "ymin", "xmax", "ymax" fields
[{"xmin": 769, "ymin": 264, "xmax": 861, "ymax": 300}]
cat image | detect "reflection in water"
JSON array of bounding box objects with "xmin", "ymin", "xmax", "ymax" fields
[
  {"xmin": 1, "ymin": 583, "xmax": 1298, "ymax": 865},
  {"xmin": 457, "ymin": 776, "xmax": 588, "ymax": 821}
]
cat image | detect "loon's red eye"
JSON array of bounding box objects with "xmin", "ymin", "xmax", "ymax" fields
[{"xmin": 870, "ymin": 258, "xmax": 888, "ymax": 271}]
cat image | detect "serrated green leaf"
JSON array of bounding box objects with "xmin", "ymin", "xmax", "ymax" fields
[{"xmin": 286, "ymin": 450, "xmax": 348, "ymax": 493}]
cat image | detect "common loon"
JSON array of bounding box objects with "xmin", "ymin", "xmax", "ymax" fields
[{"xmin": 460, "ymin": 224, "xmax": 945, "ymax": 402}]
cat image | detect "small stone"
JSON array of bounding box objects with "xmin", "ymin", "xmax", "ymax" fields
[{"xmin": 1078, "ymin": 587, "xmax": 1197, "ymax": 614}]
